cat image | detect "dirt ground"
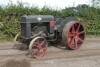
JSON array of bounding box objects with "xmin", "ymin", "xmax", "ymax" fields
[{"xmin": 0, "ymin": 37, "xmax": 100, "ymax": 67}]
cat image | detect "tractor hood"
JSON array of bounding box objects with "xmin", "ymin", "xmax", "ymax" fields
[{"xmin": 21, "ymin": 15, "xmax": 54, "ymax": 23}]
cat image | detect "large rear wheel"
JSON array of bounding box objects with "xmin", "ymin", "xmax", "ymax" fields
[{"xmin": 62, "ymin": 21, "xmax": 85, "ymax": 50}]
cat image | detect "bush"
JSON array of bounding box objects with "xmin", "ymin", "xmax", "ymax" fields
[{"xmin": 0, "ymin": 3, "xmax": 100, "ymax": 40}]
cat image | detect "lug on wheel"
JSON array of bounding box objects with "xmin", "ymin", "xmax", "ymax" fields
[
  {"xmin": 29, "ymin": 37, "xmax": 48, "ymax": 59},
  {"xmin": 63, "ymin": 21, "xmax": 85, "ymax": 50}
]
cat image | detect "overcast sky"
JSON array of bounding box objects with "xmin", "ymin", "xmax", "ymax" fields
[{"xmin": 0, "ymin": 0, "xmax": 92, "ymax": 9}]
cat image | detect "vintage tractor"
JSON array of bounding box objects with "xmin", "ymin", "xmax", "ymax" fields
[{"xmin": 15, "ymin": 15, "xmax": 85, "ymax": 59}]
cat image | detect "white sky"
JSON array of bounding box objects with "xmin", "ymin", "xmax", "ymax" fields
[{"xmin": 0, "ymin": 0, "xmax": 91, "ymax": 9}]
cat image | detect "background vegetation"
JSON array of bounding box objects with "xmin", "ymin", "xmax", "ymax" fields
[{"xmin": 0, "ymin": 0, "xmax": 100, "ymax": 40}]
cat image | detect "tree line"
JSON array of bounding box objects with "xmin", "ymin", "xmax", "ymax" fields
[{"xmin": 0, "ymin": 2, "xmax": 100, "ymax": 40}]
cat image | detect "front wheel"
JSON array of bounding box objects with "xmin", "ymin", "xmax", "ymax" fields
[{"xmin": 29, "ymin": 37, "xmax": 48, "ymax": 59}]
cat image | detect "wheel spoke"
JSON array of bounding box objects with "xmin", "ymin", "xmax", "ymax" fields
[
  {"xmin": 72, "ymin": 25, "xmax": 75, "ymax": 33},
  {"xmin": 71, "ymin": 38, "xmax": 76, "ymax": 49},
  {"xmin": 78, "ymin": 37, "xmax": 83, "ymax": 43},
  {"xmin": 38, "ymin": 49, "xmax": 44, "ymax": 55},
  {"xmin": 70, "ymin": 37, "xmax": 75, "ymax": 45},
  {"xmin": 35, "ymin": 39, "xmax": 40, "ymax": 45},
  {"xmin": 68, "ymin": 32, "xmax": 74, "ymax": 37},
  {"xmin": 68, "ymin": 37, "xmax": 72, "ymax": 44},
  {"xmin": 76, "ymin": 24, "xmax": 80, "ymax": 32},
  {"xmin": 36, "ymin": 40, "xmax": 44, "ymax": 49},
  {"xmin": 39, "ymin": 41, "xmax": 45, "ymax": 48},
  {"xmin": 74, "ymin": 38, "xmax": 78, "ymax": 49},
  {"xmin": 41, "ymin": 40, "xmax": 45, "ymax": 45},
  {"xmin": 78, "ymin": 31, "xmax": 85, "ymax": 35},
  {"xmin": 74, "ymin": 39, "xmax": 77, "ymax": 48}
]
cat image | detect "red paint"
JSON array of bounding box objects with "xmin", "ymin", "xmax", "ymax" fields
[
  {"xmin": 31, "ymin": 38, "xmax": 47, "ymax": 59},
  {"xmin": 67, "ymin": 23, "xmax": 85, "ymax": 50},
  {"xmin": 50, "ymin": 20, "xmax": 56, "ymax": 30}
]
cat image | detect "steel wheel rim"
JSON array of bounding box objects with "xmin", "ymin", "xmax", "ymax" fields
[
  {"xmin": 30, "ymin": 37, "xmax": 47, "ymax": 59},
  {"xmin": 67, "ymin": 22, "xmax": 85, "ymax": 50}
]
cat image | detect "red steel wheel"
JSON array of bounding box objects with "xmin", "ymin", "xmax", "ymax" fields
[
  {"xmin": 29, "ymin": 37, "xmax": 48, "ymax": 59},
  {"xmin": 62, "ymin": 21, "xmax": 85, "ymax": 50}
]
